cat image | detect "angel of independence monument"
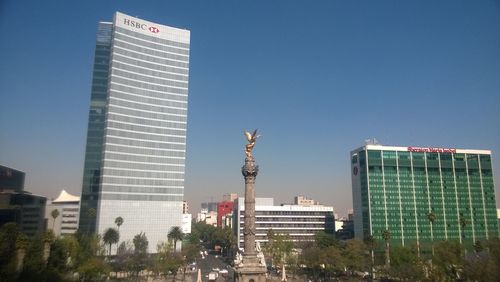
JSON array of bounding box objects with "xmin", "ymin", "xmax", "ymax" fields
[{"xmin": 234, "ymin": 130, "xmax": 267, "ymax": 282}]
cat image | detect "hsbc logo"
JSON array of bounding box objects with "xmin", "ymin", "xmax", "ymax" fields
[{"xmin": 123, "ymin": 18, "xmax": 160, "ymax": 34}]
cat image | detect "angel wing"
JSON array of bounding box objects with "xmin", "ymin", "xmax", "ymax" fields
[
  {"xmin": 251, "ymin": 129, "xmax": 258, "ymax": 139},
  {"xmin": 244, "ymin": 131, "xmax": 253, "ymax": 142}
]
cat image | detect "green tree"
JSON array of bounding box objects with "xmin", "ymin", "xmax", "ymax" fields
[
  {"xmin": 51, "ymin": 209, "xmax": 60, "ymax": 230},
  {"xmin": 431, "ymin": 240, "xmax": 464, "ymax": 281},
  {"xmin": 459, "ymin": 216, "xmax": 468, "ymax": 240},
  {"xmin": 181, "ymin": 239, "xmax": 201, "ymax": 280},
  {"xmin": 73, "ymin": 231, "xmax": 107, "ymax": 274},
  {"xmin": 133, "ymin": 232, "xmax": 148, "ymax": 254},
  {"xmin": 462, "ymin": 238, "xmax": 500, "ymax": 282},
  {"xmin": 284, "ymin": 252, "xmax": 299, "ymax": 279},
  {"xmin": 265, "ymin": 231, "xmax": 293, "ymax": 269},
  {"xmin": 15, "ymin": 233, "xmax": 29, "ymax": 273},
  {"xmin": 0, "ymin": 223, "xmax": 21, "ymax": 280},
  {"xmin": 314, "ymin": 231, "xmax": 339, "ymax": 248},
  {"xmin": 323, "ymin": 245, "xmax": 344, "ymax": 279},
  {"xmin": 77, "ymin": 257, "xmax": 111, "ymax": 282},
  {"xmin": 299, "ymin": 246, "xmax": 324, "ymax": 281},
  {"xmin": 382, "ymin": 229, "xmax": 391, "ymax": 267},
  {"xmin": 342, "ymin": 239, "xmax": 366, "ymax": 274},
  {"xmin": 154, "ymin": 242, "xmax": 183, "ymax": 281},
  {"xmin": 167, "ymin": 226, "xmax": 183, "ymax": 252},
  {"xmin": 191, "ymin": 221, "xmax": 218, "ymax": 248},
  {"xmin": 364, "ymin": 235, "xmax": 377, "ymax": 278},
  {"xmin": 103, "ymin": 227, "xmax": 120, "ymax": 256},
  {"xmin": 212, "ymin": 226, "xmax": 235, "ymax": 256},
  {"xmin": 473, "ymin": 240, "xmax": 484, "ymax": 253},
  {"xmin": 42, "ymin": 230, "xmax": 56, "ymax": 265},
  {"xmin": 19, "ymin": 234, "xmax": 47, "ymax": 281},
  {"xmin": 130, "ymin": 232, "xmax": 149, "ymax": 276},
  {"xmin": 115, "ymin": 216, "xmax": 124, "ymax": 231},
  {"xmin": 388, "ymin": 245, "xmax": 425, "ymax": 281},
  {"xmin": 484, "ymin": 238, "xmax": 500, "ymax": 279},
  {"xmin": 45, "ymin": 237, "xmax": 74, "ymax": 281},
  {"xmin": 427, "ymin": 212, "xmax": 436, "ymax": 256},
  {"xmin": 114, "ymin": 241, "xmax": 134, "ymax": 277},
  {"xmin": 59, "ymin": 235, "xmax": 79, "ymax": 270}
]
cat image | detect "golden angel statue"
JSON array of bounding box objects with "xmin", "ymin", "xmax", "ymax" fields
[{"xmin": 244, "ymin": 129, "xmax": 260, "ymax": 158}]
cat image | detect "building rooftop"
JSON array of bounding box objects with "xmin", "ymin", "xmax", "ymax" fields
[
  {"xmin": 351, "ymin": 144, "xmax": 491, "ymax": 155},
  {"xmin": 52, "ymin": 190, "xmax": 80, "ymax": 203}
]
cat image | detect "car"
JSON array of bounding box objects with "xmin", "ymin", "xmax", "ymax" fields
[
  {"xmin": 219, "ymin": 269, "xmax": 228, "ymax": 275},
  {"xmin": 208, "ymin": 271, "xmax": 218, "ymax": 281}
]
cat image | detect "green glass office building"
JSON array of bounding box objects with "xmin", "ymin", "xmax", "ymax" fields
[{"xmin": 351, "ymin": 145, "xmax": 498, "ymax": 251}]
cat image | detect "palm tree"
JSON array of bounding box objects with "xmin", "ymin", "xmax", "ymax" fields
[
  {"xmin": 51, "ymin": 209, "xmax": 60, "ymax": 230},
  {"xmin": 364, "ymin": 235, "xmax": 376, "ymax": 279},
  {"xmin": 427, "ymin": 212, "xmax": 436, "ymax": 256},
  {"xmin": 15, "ymin": 233, "xmax": 29, "ymax": 273},
  {"xmin": 459, "ymin": 216, "xmax": 468, "ymax": 256},
  {"xmin": 115, "ymin": 216, "xmax": 124, "ymax": 231},
  {"xmin": 42, "ymin": 231, "xmax": 55, "ymax": 266},
  {"xmin": 459, "ymin": 216, "xmax": 467, "ymax": 240},
  {"xmin": 168, "ymin": 226, "xmax": 184, "ymax": 252},
  {"xmin": 103, "ymin": 227, "xmax": 120, "ymax": 256},
  {"xmin": 382, "ymin": 229, "xmax": 391, "ymax": 267}
]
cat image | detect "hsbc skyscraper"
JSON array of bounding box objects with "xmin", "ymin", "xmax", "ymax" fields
[{"xmin": 79, "ymin": 12, "xmax": 190, "ymax": 252}]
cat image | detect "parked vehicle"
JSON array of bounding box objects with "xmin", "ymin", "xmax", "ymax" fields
[{"xmin": 208, "ymin": 271, "xmax": 218, "ymax": 281}]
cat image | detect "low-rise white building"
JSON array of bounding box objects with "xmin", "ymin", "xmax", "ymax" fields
[
  {"xmin": 294, "ymin": 195, "xmax": 319, "ymax": 206},
  {"xmin": 46, "ymin": 190, "xmax": 80, "ymax": 236},
  {"xmin": 196, "ymin": 209, "xmax": 218, "ymax": 226},
  {"xmin": 222, "ymin": 212, "xmax": 233, "ymax": 229},
  {"xmin": 234, "ymin": 197, "xmax": 335, "ymax": 249},
  {"xmin": 182, "ymin": 213, "xmax": 192, "ymax": 234}
]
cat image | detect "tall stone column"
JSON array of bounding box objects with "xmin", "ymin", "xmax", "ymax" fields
[
  {"xmin": 242, "ymin": 156, "xmax": 258, "ymax": 258},
  {"xmin": 235, "ymin": 132, "xmax": 267, "ymax": 282}
]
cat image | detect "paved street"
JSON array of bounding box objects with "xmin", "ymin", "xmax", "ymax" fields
[{"xmin": 184, "ymin": 253, "xmax": 233, "ymax": 282}]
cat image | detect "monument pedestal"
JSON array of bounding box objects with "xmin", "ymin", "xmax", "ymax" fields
[{"xmin": 234, "ymin": 255, "xmax": 267, "ymax": 282}]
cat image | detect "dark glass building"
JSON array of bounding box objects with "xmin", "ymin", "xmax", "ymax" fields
[
  {"xmin": 78, "ymin": 22, "xmax": 112, "ymax": 234},
  {"xmin": 0, "ymin": 165, "xmax": 25, "ymax": 192},
  {"xmin": 0, "ymin": 165, "xmax": 46, "ymax": 236}
]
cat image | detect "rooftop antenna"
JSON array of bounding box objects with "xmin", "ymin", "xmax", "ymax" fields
[{"xmin": 364, "ymin": 138, "xmax": 380, "ymax": 145}]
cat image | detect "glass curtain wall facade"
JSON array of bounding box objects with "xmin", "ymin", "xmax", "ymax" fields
[
  {"xmin": 351, "ymin": 145, "xmax": 498, "ymax": 253},
  {"xmin": 79, "ymin": 12, "xmax": 190, "ymax": 252},
  {"xmin": 79, "ymin": 22, "xmax": 112, "ymax": 234}
]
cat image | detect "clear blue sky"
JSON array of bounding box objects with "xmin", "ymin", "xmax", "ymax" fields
[{"xmin": 1, "ymin": 1, "xmax": 499, "ymax": 216}]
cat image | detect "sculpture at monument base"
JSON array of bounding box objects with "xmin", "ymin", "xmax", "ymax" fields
[
  {"xmin": 234, "ymin": 251, "xmax": 243, "ymax": 266},
  {"xmin": 256, "ymin": 241, "xmax": 266, "ymax": 267}
]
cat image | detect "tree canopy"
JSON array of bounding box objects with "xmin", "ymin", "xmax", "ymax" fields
[
  {"xmin": 167, "ymin": 226, "xmax": 183, "ymax": 252},
  {"xmin": 102, "ymin": 228, "xmax": 120, "ymax": 256}
]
